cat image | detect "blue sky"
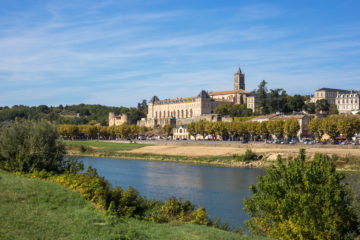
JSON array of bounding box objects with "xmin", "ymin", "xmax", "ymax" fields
[{"xmin": 0, "ymin": 0, "xmax": 359, "ymax": 107}]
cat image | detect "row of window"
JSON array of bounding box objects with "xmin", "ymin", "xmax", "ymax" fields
[
  {"xmin": 155, "ymin": 109, "xmax": 194, "ymax": 119},
  {"xmin": 337, "ymin": 99, "xmax": 359, "ymax": 104}
]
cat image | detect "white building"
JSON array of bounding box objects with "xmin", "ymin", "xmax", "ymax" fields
[{"xmin": 336, "ymin": 91, "xmax": 360, "ymax": 114}]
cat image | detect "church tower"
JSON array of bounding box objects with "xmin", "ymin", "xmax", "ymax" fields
[{"xmin": 234, "ymin": 67, "xmax": 245, "ymax": 90}]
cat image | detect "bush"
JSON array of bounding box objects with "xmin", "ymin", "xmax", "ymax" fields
[
  {"xmin": 244, "ymin": 149, "xmax": 358, "ymax": 239},
  {"xmin": 234, "ymin": 149, "xmax": 258, "ymax": 162},
  {"xmin": 0, "ymin": 120, "xmax": 66, "ymax": 173}
]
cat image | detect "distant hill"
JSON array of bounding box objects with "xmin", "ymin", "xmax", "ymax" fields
[{"xmin": 0, "ymin": 103, "xmax": 147, "ymax": 125}]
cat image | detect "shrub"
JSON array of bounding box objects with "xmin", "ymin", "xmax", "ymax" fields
[
  {"xmin": 0, "ymin": 120, "xmax": 66, "ymax": 173},
  {"xmin": 244, "ymin": 149, "xmax": 358, "ymax": 239},
  {"xmin": 234, "ymin": 149, "xmax": 258, "ymax": 162}
]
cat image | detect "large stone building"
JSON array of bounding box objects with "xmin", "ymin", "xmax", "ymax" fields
[
  {"xmin": 336, "ymin": 91, "xmax": 360, "ymax": 114},
  {"xmin": 138, "ymin": 68, "xmax": 252, "ymax": 127},
  {"xmin": 310, "ymin": 88, "xmax": 350, "ymax": 106},
  {"xmin": 143, "ymin": 90, "xmax": 230, "ymax": 127}
]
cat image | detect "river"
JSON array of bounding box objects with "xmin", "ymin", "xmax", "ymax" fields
[{"xmin": 80, "ymin": 157, "xmax": 266, "ymax": 227}]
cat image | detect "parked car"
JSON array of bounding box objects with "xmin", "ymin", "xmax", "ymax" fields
[{"xmin": 241, "ymin": 139, "xmax": 248, "ymax": 144}]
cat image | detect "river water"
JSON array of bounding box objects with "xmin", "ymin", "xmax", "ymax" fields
[{"xmin": 80, "ymin": 157, "xmax": 266, "ymax": 227}]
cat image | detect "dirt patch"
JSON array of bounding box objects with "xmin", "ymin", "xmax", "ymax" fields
[{"xmin": 125, "ymin": 144, "xmax": 360, "ymax": 158}]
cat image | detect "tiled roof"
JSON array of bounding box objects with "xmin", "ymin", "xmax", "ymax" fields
[{"xmin": 209, "ymin": 89, "xmax": 250, "ymax": 95}]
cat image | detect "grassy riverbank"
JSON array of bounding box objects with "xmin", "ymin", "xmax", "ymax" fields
[
  {"xmin": 0, "ymin": 170, "xmax": 270, "ymax": 240},
  {"xmin": 64, "ymin": 140, "xmax": 360, "ymax": 171}
]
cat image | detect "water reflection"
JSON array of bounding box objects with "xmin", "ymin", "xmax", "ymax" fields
[{"xmin": 80, "ymin": 157, "xmax": 266, "ymax": 226}]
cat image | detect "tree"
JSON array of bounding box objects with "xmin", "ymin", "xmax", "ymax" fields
[
  {"xmin": 286, "ymin": 95, "xmax": 306, "ymax": 112},
  {"xmin": 303, "ymin": 102, "xmax": 316, "ymax": 114},
  {"xmin": 187, "ymin": 122, "xmax": 197, "ymax": 140},
  {"xmin": 315, "ymin": 99, "xmax": 330, "ymax": 113},
  {"xmin": 321, "ymin": 116, "xmax": 339, "ymax": 141},
  {"xmin": 0, "ymin": 120, "xmax": 66, "ymax": 173},
  {"xmin": 308, "ymin": 118, "xmax": 324, "ymax": 141},
  {"xmin": 244, "ymin": 149, "xmax": 358, "ymax": 239},
  {"xmin": 256, "ymin": 80, "xmax": 269, "ymax": 114},
  {"xmin": 283, "ymin": 118, "xmax": 300, "ymax": 140},
  {"xmin": 337, "ymin": 116, "xmax": 360, "ymax": 141},
  {"xmin": 163, "ymin": 125, "xmax": 173, "ymax": 138},
  {"xmin": 195, "ymin": 120, "xmax": 207, "ymax": 139}
]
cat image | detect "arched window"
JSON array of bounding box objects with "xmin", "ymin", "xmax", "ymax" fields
[{"xmin": 190, "ymin": 109, "xmax": 193, "ymax": 117}]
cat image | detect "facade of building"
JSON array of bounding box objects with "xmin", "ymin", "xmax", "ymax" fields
[
  {"xmin": 336, "ymin": 91, "xmax": 360, "ymax": 114},
  {"xmin": 246, "ymin": 95, "xmax": 258, "ymax": 112},
  {"xmin": 109, "ymin": 112, "xmax": 128, "ymax": 126},
  {"xmin": 173, "ymin": 125, "xmax": 190, "ymax": 140},
  {"xmin": 143, "ymin": 90, "xmax": 230, "ymax": 127},
  {"xmin": 310, "ymin": 88, "xmax": 350, "ymax": 106}
]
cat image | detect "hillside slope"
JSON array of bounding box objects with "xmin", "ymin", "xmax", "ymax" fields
[{"xmin": 0, "ymin": 170, "xmax": 270, "ymax": 240}]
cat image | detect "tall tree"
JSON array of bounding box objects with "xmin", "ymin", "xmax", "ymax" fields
[{"xmin": 256, "ymin": 80, "xmax": 269, "ymax": 114}]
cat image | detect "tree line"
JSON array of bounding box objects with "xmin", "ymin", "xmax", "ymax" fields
[
  {"xmin": 184, "ymin": 118, "xmax": 301, "ymax": 140},
  {"xmin": 58, "ymin": 124, "xmax": 149, "ymax": 140},
  {"xmin": 0, "ymin": 101, "xmax": 148, "ymax": 125},
  {"xmin": 309, "ymin": 115, "xmax": 360, "ymax": 141}
]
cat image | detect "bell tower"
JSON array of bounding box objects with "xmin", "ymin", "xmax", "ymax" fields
[{"xmin": 234, "ymin": 67, "xmax": 245, "ymax": 90}]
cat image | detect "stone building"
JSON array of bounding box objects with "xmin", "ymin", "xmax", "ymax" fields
[
  {"xmin": 173, "ymin": 125, "xmax": 190, "ymax": 140},
  {"xmin": 143, "ymin": 90, "xmax": 230, "ymax": 127},
  {"xmin": 138, "ymin": 67, "xmax": 252, "ymax": 127},
  {"xmin": 336, "ymin": 91, "xmax": 360, "ymax": 114},
  {"xmin": 310, "ymin": 88, "xmax": 350, "ymax": 106},
  {"xmin": 108, "ymin": 112, "xmax": 128, "ymax": 126},
  {"xmin": 246, "ymin": 94, "xmax": 259, "ymax": 112},
  {"xmin": 209, "ymin": 67, "xmax": 250, "ymax": 104}
]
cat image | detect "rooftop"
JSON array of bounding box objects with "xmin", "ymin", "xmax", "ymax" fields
[{"xmin": 209, "ymin": 89, "xmax": 250, "ymax": 95}]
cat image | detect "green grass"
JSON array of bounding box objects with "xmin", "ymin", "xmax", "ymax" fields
[
  {"xmin": 64, "ymin": 140, "xmax": 148, "ymax": 152},
  {"xmin": 0, "ymin": 170, "xmax": 272, "ymax": 240}
]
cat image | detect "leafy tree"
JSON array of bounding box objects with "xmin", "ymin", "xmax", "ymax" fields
[
  {"xmin": 195, "ymin": 120, "xmax": 207, "ymax": 139},
  {"xmin": 303, "ymin": 102, "xmax": 316, "ymax": 114},
  {"xmin": 321, "ymin": 116, "xmax": 339, "ymax": 141},
  {"xmin": 163, "ymin": 125, "xmax": 173, "ymax": 138},
  {"xmin": 268, "ymin": 89, "xmax": 287, "ymax": 113},
  {"xmin": 337, "ymin": 116, "xmax": 360, "ymax": 141},
  {"xmin": 0, "ymin": 120, "xmax": 66, "ymax": 173},
  {"xmin": 286, "ymin": 95, "xmax": 306, "ymax": 112},
  {"xmin": 308, "ymin": 118, "xmax": 324, "ymax": 141},
  {"xmin": 283, "ymin": 118, "xmax": 300, "ymax": 140},
  {"xmin": 256, "ymin": 80, "xmax": 269, "ymax": 114},
  {"xmin": 315, "ymin": 99, "xmax": 330, "ymax": 113},
  {"xmin": 244, "ymin": 149, "xmax": 358, "ymax": 239},
  {"xmin": 187, "ymin": 122, "xmax": 197, "ymax": 140}
]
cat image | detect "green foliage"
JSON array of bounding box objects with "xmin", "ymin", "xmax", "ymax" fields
[
  {"xmin": 28, "ymin": 165, "xmax": 214, "ymax": 227},
  {"xmin": 283, "ymin": 118, "xmax": 300, "ymax": 139},
  {"xmin": 58, "ymin": 124, "xmax": 146, "ymax": 140},
  {"xmin": 0, "ymin": 120, "xmax": 66, "ymax": 173},
  {"xmin": 315, "ymin": 99, "xmax": 330, "ymax": 113},
  {"xmin": 163, "ymin": 125, "xmax": 173, "ymax": 137},
  {"xmin": 254, "ymin": 81, "xmax": 306, "ymax": 114},
  {"xmin": 214, "ymin": 104, "xmax": 253, "ymax": 117},
  {"xmin": 244, "ymin": 149, "xmax": 358, "ymax": 239},
  {"xmin": 234, "ymin": 149, "xmax": 258, "ymax": 162},
  {"xmin": 1, "ymin": 170, "xmax": 264, "ymax": 240},
  {"xmin": 0, "ymin": 103, "xmax": 146, "ymax": 125}
]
